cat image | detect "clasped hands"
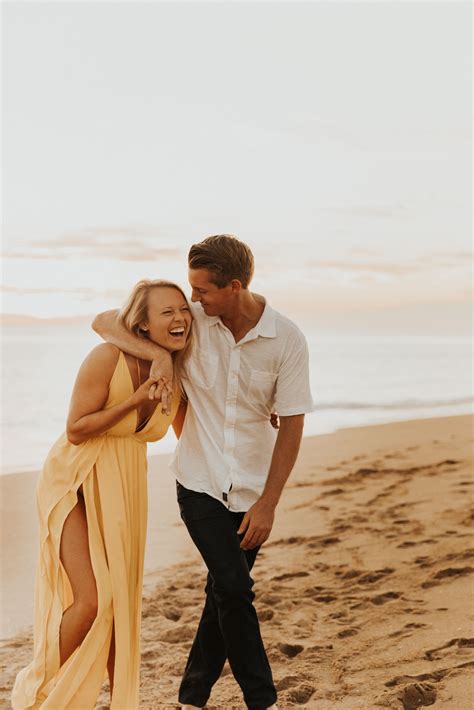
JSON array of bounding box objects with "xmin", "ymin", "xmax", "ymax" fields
[{"xmin": 142, "ymin": 357, "xmax": 174, "ymax": 416}]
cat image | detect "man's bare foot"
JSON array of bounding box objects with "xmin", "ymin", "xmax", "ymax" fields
[{"xmin": 181, "ymin": 705, "xmax": 202, "ymax": 710}]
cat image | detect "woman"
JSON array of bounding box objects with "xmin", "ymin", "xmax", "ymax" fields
[{"xmin": 12, "ymin": 279, "xmax": 192, "ymax": 710}]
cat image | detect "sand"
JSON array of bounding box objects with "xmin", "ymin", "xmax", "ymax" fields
[{"xmin": 1, "ymin": 415, "xmax": 473, "ymax": 708}]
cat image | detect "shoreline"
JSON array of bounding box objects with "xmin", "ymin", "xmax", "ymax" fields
[
  {"xmin": 2, "ymin": 407, "xmax": 473, "ymax": 478},
  {"xmin": 1, "ymin": 414, "xmax": 473, "ymax": 707}
]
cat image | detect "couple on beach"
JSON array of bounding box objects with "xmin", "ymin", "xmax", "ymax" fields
[{"xmin": 12, "ymin": 235, "xmax": 313, "ymax": 710}]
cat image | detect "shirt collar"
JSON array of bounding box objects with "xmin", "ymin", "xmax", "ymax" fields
[
  {"xmin": 251, "ymin": 295, "xmax": 277, "ymax": 338},
  {"xmin": 191, "ymin": 295, "xmax": 276, "ymax": 338}
]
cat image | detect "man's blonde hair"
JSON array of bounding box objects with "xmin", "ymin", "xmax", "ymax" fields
[{"xmin": 119, "ymin": 279, "xmax": 192, "ymax": 388}]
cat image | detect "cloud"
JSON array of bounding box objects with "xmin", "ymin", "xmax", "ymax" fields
[
  {"xmin": 2, "ymin": 226, "xmax": 184, "ymax": 262},
  {"xmin": 321, "ymin": 204, "xmax": 411, "ymax": 219},
  {"xmin": 299, "ymin": 250, "xmax": 473, "ymax": 278},
  {"xmin": 2, "ymin": 285, "xmax": 126, "ymax": 301}
]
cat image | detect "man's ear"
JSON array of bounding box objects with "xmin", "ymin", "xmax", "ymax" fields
[{"xmin": 230, "ymin": 279, "xmax": 243, "ymax": 292}]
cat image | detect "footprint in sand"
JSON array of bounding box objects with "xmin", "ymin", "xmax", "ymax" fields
[
  {"xmin": 321, "ymin": 487, "xmax": 345, "ymax": 497},
  {"xmin": 340, "ymin": 568, "xmax": 362, "ymax": 580},
  {"xmin": 308, "ymin": 535, "xmax": 341, "ymax": 549},
  {"xmin": 312, "ymin": 592, "xmax": 338, "ymax": 603},
  {"xmin": 285, "ymin": 682, "xmax": 316, "ymax": 704},
  {"xmin": 356, "ymin": 568, "xmax": 395, "ymax": 585},
  {"xmin": 337, "ymin": 627, "xmax": 359, "ymax": 638},
  {"xmin": 445, "ymin": 549, "xmax": 474, "ymax": 563},
  {"xmin": 275, "ymin": 676, "xmax": 316, "ymax": 703},
  {"xmin": 332, "ymin": 522, "xmax": 352, "ymax": 533},
  {"xmin": 389, "ymin": 622, "xmax": 428, "ymax": 638},
  {"xmin": 370, "ymin": 591, "xmax": 401, "ymax": 605},
  {"xmin": 161, "ymin": 606, "xmax": 182, "ymax": 621},
  {"xmin": 272, "ymin": 571, "xmax": 310, "ymax": 581},
  {"xmin": 158, "ymin": 624, "xmax": 195, "ymax": 643},
  {"xmin": 397, "ymin": 682, "xmax": 437, "ymax": 709},
  {"xmin": 397, "ymin": 540, "xmax": 418, "ymax": 548},
  {"xmin": 277, "ymin": 642, "xmax": 305, "ymax": 658},
  {"xmin": 329, "ymin": 611, "xmax": 352, "ymax": 621},
  {"xmin": 425, "ymin": 637, "xmax": 474, "ymax": 661},
  {"xmin": 276, "ymin": 674, "xmax": 303, "ymax": 690},
  {"xmin": 402, "ymin": 606, "xmax": 428, "ymax": 616},
  {"xmin": 421, "ymin": 566, "xmax": 474, "ymax": 588},
  {"xmin": 414, "ymin": 556, "xmax": 433, "ymax": 568},
  {"xmin": 258, "ymin": 608, "xmax": 275, "ymax": 622}
]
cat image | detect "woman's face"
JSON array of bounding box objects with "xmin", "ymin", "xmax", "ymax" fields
[{"xmin": 141, "ymin": 286, "xmax": 192, "ymax": 351}]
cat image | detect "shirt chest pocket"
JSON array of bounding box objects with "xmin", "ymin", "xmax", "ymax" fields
[
  {"xmin": 187, "ymin": 352, "xmax": 219, "ymax": 389},
  {"xmin": 247, "ymin": 368, "xmax": 278, "ymax": 406}
]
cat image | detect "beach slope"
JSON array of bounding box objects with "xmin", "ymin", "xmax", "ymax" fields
[{"xmin": 1, "ymin": 415, "xmax": 473, "ymax": 708}]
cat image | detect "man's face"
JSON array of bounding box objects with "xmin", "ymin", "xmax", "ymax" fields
[{"xmin": 188, "ymin": 268, "xmax": 233, "ymax": 316}]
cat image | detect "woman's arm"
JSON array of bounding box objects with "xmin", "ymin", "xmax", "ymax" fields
[
  {"xmin": 92, "ymin": 309, "xmax": 174, "ymax": 413},
  {"xmin": 66, "ymin": 343, "xmax": 155, "ymax": 445}
]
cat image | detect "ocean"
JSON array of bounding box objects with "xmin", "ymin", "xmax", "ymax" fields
[{"xmin": 1, "ymin": 322, "xmax": 472, "ymax": 474}]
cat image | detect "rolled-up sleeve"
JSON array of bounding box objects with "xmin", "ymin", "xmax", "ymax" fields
[{"xmin": 273, "ymin": 331, "xmax": 314, "ymax": 416}]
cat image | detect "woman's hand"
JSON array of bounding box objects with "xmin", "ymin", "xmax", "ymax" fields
[
  {"xmin": 130, "ymin": 377, "xmax": 161, "ymax": 407},
  {"xmin": 150, "ymin": 356, "xmax": 174, "ymax": 415}
]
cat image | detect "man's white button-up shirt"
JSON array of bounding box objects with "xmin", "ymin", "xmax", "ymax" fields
[{"xmin": 170, "ymin": 298, "xmax": 314, "ymax": 512}]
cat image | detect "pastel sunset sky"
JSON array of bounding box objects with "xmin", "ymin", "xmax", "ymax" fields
[{"xmin": 2, "ymin": 1, "xmax": 471, "ymax": 333}]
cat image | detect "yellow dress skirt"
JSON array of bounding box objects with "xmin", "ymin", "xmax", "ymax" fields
[{"xmin": 12, "ymin": 351, "xmax": 178, "ymax": 709}]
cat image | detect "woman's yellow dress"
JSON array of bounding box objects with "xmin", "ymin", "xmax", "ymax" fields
[{"xmin": 12, "ymin": 351, "xmax": 178, "ymax": 710}]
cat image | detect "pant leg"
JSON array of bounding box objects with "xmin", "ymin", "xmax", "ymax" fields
[
  {"xmin": 179, "ymin": 542, "xmax": 260, "ymax": 703},
  {"xmin": 176, "ymin": 483, "xmax": 277, "ymax": 710},
  {"xmin": 178, "ymin": 570, "xmax": 226, "ymax": 702}
]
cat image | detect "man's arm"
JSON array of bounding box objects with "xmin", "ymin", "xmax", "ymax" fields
[
  {"xmin": 238, "ymin": 414, "xmax": 304, "ymax": 550},
  {"xmin": 92, "ymin": 310, "xmax": 174, "ymax": 410}
]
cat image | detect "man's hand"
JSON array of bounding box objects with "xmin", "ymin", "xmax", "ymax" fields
[
  {"xmin": 149, "ymin": 355, "xmax": 174, "ymax": 414},
  {"xmin": 237, "ymin": 498, "xmax": 276, "ymax": 550}
]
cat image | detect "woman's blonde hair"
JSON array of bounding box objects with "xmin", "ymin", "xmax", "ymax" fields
[{"xmin": 119, "ymin": 279, "xmax": 193, "ymax": 390}]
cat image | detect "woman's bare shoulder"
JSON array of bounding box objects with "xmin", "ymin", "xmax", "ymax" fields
[{"xmin": 79, "ymin": 343, "xmax": 122, "ymax": 376}]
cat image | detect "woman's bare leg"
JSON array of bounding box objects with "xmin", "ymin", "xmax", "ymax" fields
[{"xmin": 59, "ymin": 494, "xmax": 98, "ymax": 665}]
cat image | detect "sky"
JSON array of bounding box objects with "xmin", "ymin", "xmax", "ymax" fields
[{"xmin": 1, "ymin": 1, "xmax": 472, "ymax": 331}]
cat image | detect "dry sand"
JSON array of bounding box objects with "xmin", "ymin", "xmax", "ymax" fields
[{"xmin": 1, "ymin": 415, "xmax": 473, "ymax": 708}]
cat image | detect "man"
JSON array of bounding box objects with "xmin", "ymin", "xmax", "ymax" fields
[{"xmin": 93, "ymin": 235, "xmax": 313, "ymax": 710}]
